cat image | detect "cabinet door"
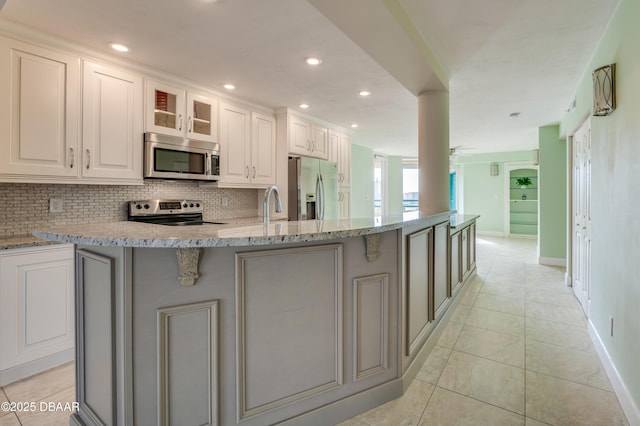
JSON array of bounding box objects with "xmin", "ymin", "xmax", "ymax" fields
[
  {"xmin": 339, "ymin": 133, "xmax": 351, "ymax": 187},
  {"xmin": 469, "ymin": 223, "xmax": 476, "ymax": 268},
  {"xmin": 338, "ymin": 188, "xmax": 350, "ymax": 219},
  {"xmin": 328, "ymin": 129, "xmax": 340, "ymax": 164},
  {"xmin": 186, "ymin": 91, "xmax": 217, "ymax": 142},
  {"xmin": 310, "ymin": 124, "xmax": 329, "ymax": 160},
  {"xmin": 0, "ymin": 245, "xmax": 74, "ymax": 372},
  {"xmin": 0, "ymin": 38, "xmax": 79, "ymax": 177},
  {"xmin": 462, "ymin": 227, "xmax": 470, "ymax": 277},
  {"xmin": 289, "ymin": 116, "xmax": 311, "ymax": 156},
  {"xmin": 450, "ymin": 232, "xmax": 462, "ymax": 297},
  {"xmin": 433, "ymin": 222, "xmax": 450, "ymax": 320},
  {"xmin": 251, "ymin": 112, "xmax": 276, "ymax": 186},
  {"xmin": 82, "ymin": 61, "xmax": 143, "ymax": 182},
  {"xmin": 219, "ymin": 102, "xmax": 251, "ymax": 185},
  {"xmin": 406, "ymin": 228, "xmax": 432, "ymax": 356},
  {"xmin": 145, "ymin": 80, "xmax": 185, "ymax": 137}
]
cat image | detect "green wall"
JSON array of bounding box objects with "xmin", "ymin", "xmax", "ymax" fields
[
  {"xmin": 538, "ymin": 125, "xmax": 567, "ymax": 260},
  {"xmin": 455, "ymin": 151, "xmax": 534, "ymax": 234},
  {"xmin": 350, "ymin": 143, "xmax": 374, "ymax": 218},
  {"xmin": 387, "ymin": 156, "xmax": 404, "ymax": 215},
  {"xmin": 559, "ymin": 0, "xmax": 640, "ymax": 414}
]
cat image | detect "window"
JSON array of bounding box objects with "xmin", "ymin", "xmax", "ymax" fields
[
  {"xmin": 374, "ymin": 155, "xmax": 387, "ymax": 216},
  {"xmin": 402, "ymin": 158, "xmax": 418, "ymax": 212}
]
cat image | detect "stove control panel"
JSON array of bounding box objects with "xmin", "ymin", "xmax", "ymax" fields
[{"xmin": 128, "ymin": 199, "xmax": 203, "ymax": 216}]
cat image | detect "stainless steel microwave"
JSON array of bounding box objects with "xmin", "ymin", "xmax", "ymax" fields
[{"xmin": 144, "ymin": 132, "xmax": 220, "ymax": 181}]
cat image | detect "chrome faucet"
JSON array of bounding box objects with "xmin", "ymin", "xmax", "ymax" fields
[{"xmin": 263, "ymin": 185, "xmax": 282, "ymax": 224}]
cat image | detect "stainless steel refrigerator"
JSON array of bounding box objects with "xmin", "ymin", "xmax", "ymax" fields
[{"xmin": 288, "ymin": 156, "xmax": 338, "ymax": 221}]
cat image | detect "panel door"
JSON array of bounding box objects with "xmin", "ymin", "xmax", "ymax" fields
[
  {"xmin": 186, "ymin": 91, "xmax": 217, "ymax": 142},
  {"xmin": 0, "ymin": 37, "xmax": 79, "ymax": 177},
  {"xmin": 328, "ymin": 129, "xmax": 340, "ymax": 164},
  {"xmin": 462, "ymin": 227, "xmax": 470, "ymax": 278},
  {"xmin": 251, "ymin": 112, "xmax": 276, "ymax": 186},
  {"xmin": 339, "ymin": 133, "xmax": 351, "ymax": 187},
  {"xmin": 450, "ymin": 232, "xmax": 462, "ymax": 297},
  {"xmin": 0, "ymin": 245, "xmax": 75, "ymax": 371},
  {"xmin": 310, "ymin": 124, "xmax": 329, "ymax": 160},
  {"xmin": 145, "ymin": 80, "xmax": 185, "ymax": 137},
  {"xmin": 433, "ymin": 222, "xmax": 450, "ymax": 320},
  {"xmin": 219, "ymin": 102, "xmax": 251, "ymax": 185},
  {"xmin": 289, "ymin": 116, "xmax": 311, "ymax": 156},
  {"xmin": 82, "ymin": 61, "xmax": 143, "ymax": 181},
  {"xmin": 572, "ymin": 118, "xmax": 591, "ymax": 316},
  {"xmin": 406, "ymin": 228, "xmax": 432, "ymax": 356}
]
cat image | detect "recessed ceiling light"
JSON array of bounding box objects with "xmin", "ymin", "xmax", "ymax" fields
[
  {"xmin": 223, "ymin": 84, "xmax": 235, "ymax": 90},
  {"xmin": 305, "ymin": 57, "xmax": 322, "ymax": 66},
  {"xmin": 351, "ymin": 124, "xmax": 359, "ymax": 128},
  {"xmin": 299, "ymin": 104, "xmax": 310, "ymax": 109},
  {"xmin": 110, "ymin": 43, "xmax": 129, "ymax": 53},
  {"xmin": 509, "ymin": 112, "xmax": 521, "ymax": 118},
  {"xmin": 359, "ymin": 91, "xmax": 371, "ymax": 97}
]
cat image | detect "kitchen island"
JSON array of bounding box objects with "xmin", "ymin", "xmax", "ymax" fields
[{"xmin": 35, "ymin": 212, "xmax": 478, "ymax": 426}]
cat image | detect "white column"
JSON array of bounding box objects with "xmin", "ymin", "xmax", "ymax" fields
[{"xmin": 418, "ymin": 90, "xmax": 450, "ymax": 215}]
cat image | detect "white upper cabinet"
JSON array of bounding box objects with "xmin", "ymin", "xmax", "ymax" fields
[
  {"xmin": 218, "ymin": 102, "xmax": 275, "ymax": 188},
  {"xmin": 82, "ymin": 61, "xmax": 143, "ymax": 182},
  {"xmin": 146, "ymin": 80, "xmax": 217, "ymax": 142},
  {"xmin": 285, "ymin": 114, "xmax": 328, "ymax": 160},
  {"xmin": 338, "ymin": 133, "xmax": 351, "ymax": 187},
  {"xmin": 0, "ymin": 37, "xmax": 80, "ymax": 178},
  {"xmin": 251, "ymin": 112, "xmax": 276, "ymax": 186}
]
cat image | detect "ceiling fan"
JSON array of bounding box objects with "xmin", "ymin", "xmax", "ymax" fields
[{"xmin": 449, "ymin": 146, "xmax": 474, "ymax": 157}]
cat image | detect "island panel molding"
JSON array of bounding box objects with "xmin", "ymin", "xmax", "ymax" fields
[
  {"xmin": 157, "ymin": 300, "xmax": 219, "ymax": 426},
  {"xmin": 353, "ymin": 274, "xmax": 389, "ymax": 381},
  {"xmin": 176, "ymin": 247, "xmax": 202, "ymax": 286},
  {"xmin": 76, "ymin": 249, "xmax": 116, "ymax": 426},
  {"xmin": 235, "ymin": 244, "xmax": 343, "ymax": 420},
  {"xmin": 406, "ymin": 227, "xmax": 434, "ymax": 357}
]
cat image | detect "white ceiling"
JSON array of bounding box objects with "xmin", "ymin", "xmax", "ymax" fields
[{"xmin": 0, "ymin": 0, "xmax": 619, "ymax": 157}]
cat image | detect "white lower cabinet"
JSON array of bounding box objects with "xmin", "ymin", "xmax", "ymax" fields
[{"xmin": 0, "ymin": 244, "xmax": 75, "ymax": 386}]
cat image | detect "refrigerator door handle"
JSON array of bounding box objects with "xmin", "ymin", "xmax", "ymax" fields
[
  {"xmin": 319, "ymin": 173, "xmax": 326, "ymax": 220},
  {"xmin": 315, "ymin": 173, "xmax": 321, "ymax": 220}
]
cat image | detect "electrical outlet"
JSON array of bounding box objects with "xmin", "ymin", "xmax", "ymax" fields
[
  {"xmin": 221, "ymin": 197, "xmax": 229, "ymax": 207},
  {"xmin": 49, "ymin": 198, "xmax": 63, "ymax": 213}
]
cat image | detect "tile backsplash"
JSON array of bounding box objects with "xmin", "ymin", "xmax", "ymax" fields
[{"xmin": 0, "ymin": 181, "xmax": 258, "ymax": 238}]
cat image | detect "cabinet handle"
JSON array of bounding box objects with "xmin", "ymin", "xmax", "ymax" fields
[
  {"xmin": 178, "ymin": 114, "xmax": 183, "ymax": 131},
  {"xmin": 86, "ymin": 149, "xmax": 90, "ymax": 170},
  {"xmin": 205, "ymin": 153, "xmax": 210, "ymax": 175},
  {"xmin": 69, "ymin": 146, "xmax": 74, "ymax": 169},
  {"xmin": 307, "ymin": 139, "xmax": 311, "ymax": 152},
  {"xmin": 188, "ymin": 116, "xmax": 193, "ymax": 132},
  {"xmin": 311, "ymin": 140, "xmax": 315, "ymax": 152},
  {"xmin": 245, "ymin": 166, "xmax": 249, "ymax": 178},
  {"xmin": 252, "ymin": 166, "xmax": 256, "ymax": 179}
]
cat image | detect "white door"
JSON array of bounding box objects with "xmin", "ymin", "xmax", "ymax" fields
[
  {"xmin": 219, "ymin": 102, "xmax": 251, "ymax": 185},
  {"xmin": 572, "ymin": 118, "xmax": 591, "ymax": 316},
  {"xmin": 186, "ymin": 91, "xmax": 217, "ymax": 142},
  {"xmin": 251, "ymin": 112, "xmax": 276, "ymax": 186}
]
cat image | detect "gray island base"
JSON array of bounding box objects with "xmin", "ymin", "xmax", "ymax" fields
[{"xmin": 35, "ymin": 212, "xmax": 478, "ymax": 425}]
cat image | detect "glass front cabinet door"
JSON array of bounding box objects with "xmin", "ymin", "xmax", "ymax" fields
[{"xmin": 146, "ymin": 80, "xmax": 217, "ymax": 142}]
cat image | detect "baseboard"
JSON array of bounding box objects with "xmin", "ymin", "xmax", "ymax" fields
[
  {"xmin": 0, "ymin": 348, "xmax": 74, "ymax": 386},
  {"xmin": 588, "ymin": 320, "xmax": 640, "ymax": 426},
  {"xmin": 277, "ymin": 378, "xmax": 403, "ymax": 426},
  {"xmin": 476, "ymin": 231, "xmax": 504, "ymax": 237},
  {"xmin": 508, "ymin": 234, "xmax": 538, "ymax": 240},
  {"xmin": 565, "ymin": 272, "xmax": 571, "ymax": 287},
  {"xmin": 538, "ymin": 257, "xmax": 566, "ymax": 267}
]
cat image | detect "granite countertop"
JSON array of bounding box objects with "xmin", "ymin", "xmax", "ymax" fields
[
  {"xmin": 33, "ymin": 212, "xmax": 479, "ymax": 249},
  {"xmin": 0, "ymin": 235, "xmax": 65, "ymax": 250},
  {"xmin": 450, "ymin": 214, "xmax": 480, "ymax": 230}
]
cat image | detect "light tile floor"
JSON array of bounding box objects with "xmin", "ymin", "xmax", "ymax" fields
[
  {"xmin": 339, "ymin": 236, "xmax": 629, "ymax": 426},
  {"xmin": 0, "ymin": 237, "xmax": 630, "ymax": 425}
]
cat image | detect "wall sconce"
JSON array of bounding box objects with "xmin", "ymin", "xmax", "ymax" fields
[
  {"xmin": 490, "ymin": 163, "xmax": 499, "ymax": 176},
  {"xmin": 593, "ymin": 64, "xmax": 616, "ymax": 116}
]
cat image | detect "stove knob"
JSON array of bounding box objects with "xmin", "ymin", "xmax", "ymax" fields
[
  {"xmin": 190, "ymin": 203, "xmax": 194, "ymax": 208},
  {"xmin": 135, "ymin": 204, "xmax": 142, "ymax": 210},
  {"xmin": 144, "ymin": 204, "xmax": 150, "ymax": 209},
  {"xmin": 183, "ymin": 203, "xmax": 188, "ymax": 208},
  {"xmin": 196, "ymin": 203, "xmax": 200, "ymax": 208}
]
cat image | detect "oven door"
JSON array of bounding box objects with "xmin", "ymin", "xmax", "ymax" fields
[{"xmin": 144, "ymin": 139, "xmax": 219, "ymax": 181}]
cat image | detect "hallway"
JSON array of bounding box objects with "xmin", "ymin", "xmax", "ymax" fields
[{"xmin": 339, "ymin": 236, "xmax": 628, "ymax": 426}]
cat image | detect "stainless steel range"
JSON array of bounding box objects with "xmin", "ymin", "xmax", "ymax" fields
[{"xmin": 128, "ymin": 199, "xmax": 223, "ymax": 226}]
